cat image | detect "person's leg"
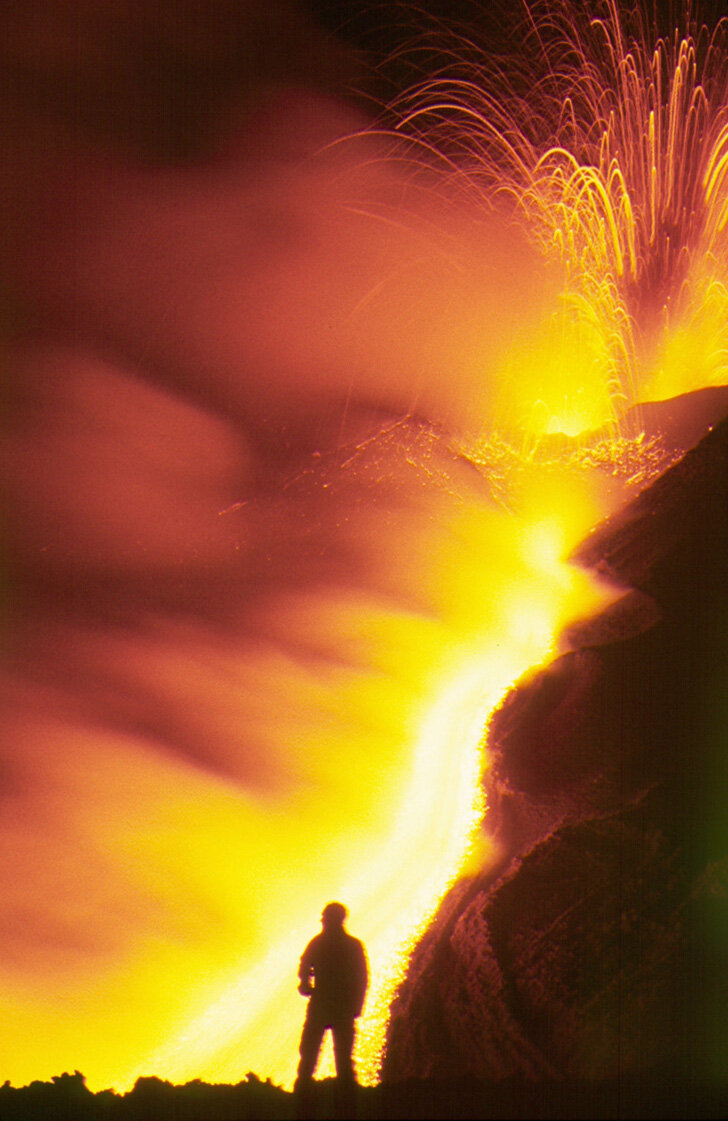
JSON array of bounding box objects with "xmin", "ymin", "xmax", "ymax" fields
[
  {"xmin": 296, "ymin": 1006, "xmax": 326, "ymax": 1083},
  {"xmin": 295, "ymin": 1010, "xmax": 327, "ymax": 1120},
  {"xmin": 331, "ymin": 1018, "xmax": 356, "ymax": 1082},
  {"xmin": 332, "ymin": 1020, "xmax": 357, "ymax": 1120}
]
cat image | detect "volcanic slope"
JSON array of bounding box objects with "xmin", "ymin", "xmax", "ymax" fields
[{"xmin": 382, "ymin": 402, "xmax": 728, "ymax": 1113}]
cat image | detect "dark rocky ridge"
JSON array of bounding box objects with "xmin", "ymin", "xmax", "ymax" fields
[
  {"xmin": 382, "ymin": 408, "xmax": 728, "ymax": 1101},
  {"xmin": 5, "ymin": 1070, "xmax": 725, "ymax": 1120}
]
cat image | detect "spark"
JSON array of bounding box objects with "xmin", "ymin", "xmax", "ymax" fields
[{"xmin": 389, "ymin": 0, "xmax": 728, "ymax": 435}]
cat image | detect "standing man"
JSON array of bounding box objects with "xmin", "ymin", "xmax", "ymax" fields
[{"xmin": 295, "ymin": 902, "xmax": 369, "ymax": 1094}]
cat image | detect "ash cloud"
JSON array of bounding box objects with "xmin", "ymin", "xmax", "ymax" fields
[{"xmin": 0, "ymin": 0, "xmax": 556, "ymax": 1087}]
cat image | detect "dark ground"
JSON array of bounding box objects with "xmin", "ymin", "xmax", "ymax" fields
[{"xmin": 1, "ymin": 1070, "xmax": 726, "ymax": 1121}]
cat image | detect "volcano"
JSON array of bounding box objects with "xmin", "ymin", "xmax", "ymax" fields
[{"xmin": 382, "ymin": 397, "xmax": 728, "ymax": 1106}]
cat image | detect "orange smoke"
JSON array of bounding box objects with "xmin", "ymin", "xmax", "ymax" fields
[{"xmin": 0, "ymin": 0, "xmax": 571, "ymax": 1093}]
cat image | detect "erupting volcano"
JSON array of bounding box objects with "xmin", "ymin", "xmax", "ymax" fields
[{"xmin": 1, "ymin": 0, "xmax": 727, "ymax": 1110}]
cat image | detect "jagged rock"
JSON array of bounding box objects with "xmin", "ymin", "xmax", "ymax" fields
[{"xmin": 383, "ymin": 411, "xmax": 728, "ymax": 1092}]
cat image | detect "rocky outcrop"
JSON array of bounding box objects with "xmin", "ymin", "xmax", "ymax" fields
[{"xmin": 382, "ymin": 411, "xmax": 728, "ymax": 1088}]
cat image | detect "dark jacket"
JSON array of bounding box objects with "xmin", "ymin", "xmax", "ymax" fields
[{"xmin": 298, "ymin": 928, "xmax": 368, "ymax": 1020}]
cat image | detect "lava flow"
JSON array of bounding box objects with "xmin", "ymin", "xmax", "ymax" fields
[{"xmin": 2, "ymin": 0, "xmax": 728, "ymax": 1097}]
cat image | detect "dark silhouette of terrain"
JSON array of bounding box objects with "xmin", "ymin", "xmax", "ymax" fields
[
  {"xmin": 2, "ymin": 1069, "xmax": 727, "ymax": 1120},
  {"xmin": 382, "ymin": 403, "xmax": 728, "ymax": 1117}
]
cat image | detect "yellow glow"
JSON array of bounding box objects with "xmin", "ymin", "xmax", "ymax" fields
[
  {"xmin": 125, "ymin": 452, "xmax": 615, "ymax": 1090},
  {"xmin": 493, "ymin": 303, "xmax": 620, "ymax": 437},
  {"xmin": 0, "ymin": 440, "xmax": 617, "ymax": 1093},
  {"xmin": 9, "ymin": 1, "xmax": 728, "ymax": 1099},
  {"xmin": 521, "ymin": 518, "xmax": 569, "ymax": 571},
  {"xmin": 642, "ymin": 273, "xmax": 728, "ymax": 402},
  {"xmin": 117, "ymin": 493, "xmax": 614, "ymax": 1092},
  {"xmin": 395, "ymin": 6, "xmax": 728, "ymax": 440},
  {"xmin": 113, "ymin": 5, "xmax": 728, "ymax": 1093}
]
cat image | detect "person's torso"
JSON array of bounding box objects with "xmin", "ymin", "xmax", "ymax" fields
[{"xmin": 307, "ymin": 932, "xmax": 363, "ymax": 1013}]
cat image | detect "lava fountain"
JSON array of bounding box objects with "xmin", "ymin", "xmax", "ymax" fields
[
  {"xmin": 390, "ymin": 0, "xmax": 728, "ymax": 436},
  {"xmin": 2, "ymin": 0, "xmax": 728, "ymax": 1097}
]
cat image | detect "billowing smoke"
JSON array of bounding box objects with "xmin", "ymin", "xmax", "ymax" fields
[{"xmin": 0, "ymin": 0, "xmax": 562, "ymax": 1091}]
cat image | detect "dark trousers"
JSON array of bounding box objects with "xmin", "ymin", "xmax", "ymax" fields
[{"xmin": 296, "ymin": 1002, "xmax": 357, "ymax": 1083}]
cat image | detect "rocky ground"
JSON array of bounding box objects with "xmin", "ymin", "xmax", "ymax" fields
[{"xmin": 2, "ymin": 1070, "xmax": 726, "ymax": 1119}]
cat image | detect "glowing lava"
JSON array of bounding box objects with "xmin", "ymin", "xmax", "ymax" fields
[
  {"xmin": 393, "ymin": 0, "xmax": 728, "ymax": 438},
  {"xmin": 118, "ymin": 447, "xmax": 614, "ymax": 1091}
]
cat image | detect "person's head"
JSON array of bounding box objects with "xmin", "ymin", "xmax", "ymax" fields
[{"xmin": 321, "ymin": 901, "xmax": 347, "ymax": 930}]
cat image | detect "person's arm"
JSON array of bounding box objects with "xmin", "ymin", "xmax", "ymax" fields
[
  {"xmin": 298, "ymin": 939, "xmax": 315, "ymax": 996},
  {"xmin": 353, "ymin": 941, "xmax": 369, "ymax": 1016}
]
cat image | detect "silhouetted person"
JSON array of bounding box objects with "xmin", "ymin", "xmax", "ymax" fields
[{"xmin": 295, "ymin": 902, "xmax": 368, "ymax": 1115}]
